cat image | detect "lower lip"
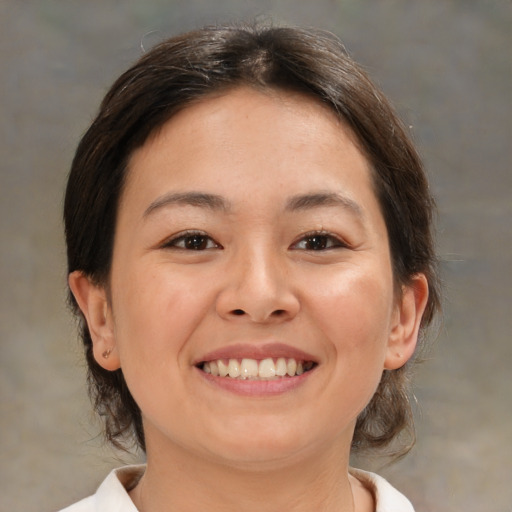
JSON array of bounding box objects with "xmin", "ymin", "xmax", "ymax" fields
[{"xmin": 196, "ymin": 367, "xmax": 315, "ymax": 396}]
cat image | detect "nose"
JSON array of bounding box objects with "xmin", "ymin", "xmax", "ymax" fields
[{"xmin": 215, "ymin": 247, "xmax": 300, "ymax": 324}]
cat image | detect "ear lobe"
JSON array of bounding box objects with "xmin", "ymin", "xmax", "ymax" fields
[
  {"xmin": 384, "ymin": 273, "xmax": 429, "ymax": 370},
  {"xmin": 68, "ymin": 271, "xmax": 121, "ymax": 371}
]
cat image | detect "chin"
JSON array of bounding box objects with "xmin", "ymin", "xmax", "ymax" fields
[{"xmin": 201, "ymin": 421, "xmax": 317, "ymax": 468}]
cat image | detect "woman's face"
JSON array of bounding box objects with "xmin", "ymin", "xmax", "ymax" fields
[{"xmin": 93, "ymin": 87, "xmax": 422, "ymax": 467}]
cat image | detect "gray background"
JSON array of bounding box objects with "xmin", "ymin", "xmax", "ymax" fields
[{"xmin": 1, "ymin": 1, "xmax": 510, "ymax": 511}]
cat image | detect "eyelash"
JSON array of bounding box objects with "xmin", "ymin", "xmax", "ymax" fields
[
  {"xmin": 290, "ymin": 231, "xmax": 349, "ymax": 251},
  {"xmin": 161, "ymin": 230, "xmax": 348, "ymax": 252},
  {"xmin": 161, "ymin": 230, "xmax": 221, "ymax": 251}
]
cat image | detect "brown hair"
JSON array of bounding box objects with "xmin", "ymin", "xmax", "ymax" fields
[{"xmin": 65, "ymin": 23, "xmax": 440, "ymax": 454}]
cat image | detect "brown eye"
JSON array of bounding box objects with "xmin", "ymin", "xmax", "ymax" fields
[
  {"xmin": 307, "ymin": 235, "xmax": 330, "ymax": 250},
  {"xmin": 183, "ymin": 234, "xmax": 210, "ymax": 250},
  {"xmin": 292, "ymin": 233, "xmax": 345, "ymax": 251},
  {"xmin": 164, "ymin": 231, "xmax": 220, "ymax": 250}
]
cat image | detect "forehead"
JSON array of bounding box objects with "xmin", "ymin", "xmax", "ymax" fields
[{"xmin": 125, "ymin": 86, "xmax": 369, "ymax": 191}]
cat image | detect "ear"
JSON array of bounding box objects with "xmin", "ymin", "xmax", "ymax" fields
[
  {"xmin": 68, "ymin": 271, "xmax": 121, "ymax": 371},
  {"xmin": 384, "ymin": 273, "xmax": 429, "ymax": 370}
]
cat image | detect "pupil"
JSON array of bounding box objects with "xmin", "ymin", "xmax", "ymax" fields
[
  {"xmin": 307, "ymin": 236, "xmax": 327, "ymax": 250},
  {"xmin": 186, "ymin": 235, "xmax": 206, "ymax": 250}
]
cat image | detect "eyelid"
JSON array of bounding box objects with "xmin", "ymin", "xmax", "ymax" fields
[
  {"xmin": 289, "ymin": 230, "xmax": 349, "ymax": 250},
  {"xmin": 160, "ymin": 229, "xmax": 222, "ymax": 250}
]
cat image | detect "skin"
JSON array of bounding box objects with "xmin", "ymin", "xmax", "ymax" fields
[{"xmin": 70, "ymin": 87, "xmax": 428, "ymax": 512}]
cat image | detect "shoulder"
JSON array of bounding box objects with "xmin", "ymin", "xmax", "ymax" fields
[
  {"xmin": 349, "ymin": 468, "xmax": 415, "ymax": 512},
  {"xmin": 57, "ymin": 465, "xmax": 145, "ymax": 512}
]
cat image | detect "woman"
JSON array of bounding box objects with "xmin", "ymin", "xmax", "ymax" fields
[{"xmin": 61, "ymin": 23, "xmax": 440, "ymax": 512}]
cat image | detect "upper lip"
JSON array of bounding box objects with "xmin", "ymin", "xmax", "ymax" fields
[{"xmin": 194, "ymin": 342, "xmax": 318, "ymax": 365}]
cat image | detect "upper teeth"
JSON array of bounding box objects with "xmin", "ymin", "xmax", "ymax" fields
[{"xmin": 202, "ymin": 357, "xmax": 313, "ymax": 379}]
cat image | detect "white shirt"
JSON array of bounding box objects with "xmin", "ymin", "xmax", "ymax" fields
[{"xmin": 58, "ymin": 465, "xmax": 415, "ymax": 512}]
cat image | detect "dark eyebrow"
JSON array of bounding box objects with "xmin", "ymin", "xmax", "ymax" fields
[
  {"xmin": 143, "ymin": 192, "xmax": 230, "ymax": 218},
  {"xmin": 285, "ymin": 192, "xmax": 364, "ymax": 218}
]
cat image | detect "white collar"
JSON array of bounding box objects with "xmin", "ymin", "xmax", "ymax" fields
[{"xmin": 68, "ymin": 464, "xmax": 414, "ymax": 512}]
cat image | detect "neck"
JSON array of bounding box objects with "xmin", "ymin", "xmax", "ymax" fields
[{"xmin": 130, "ymin": 431, "xmax": 359, "ymax": 512}]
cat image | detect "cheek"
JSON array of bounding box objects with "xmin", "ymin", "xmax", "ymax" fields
[
  {"xmin": 111, "ymin": 263, "xmax": 212, "ymax": 365},
  {"xmin": 109, "ymin": 265, "xmax": 214, "ymax": 422},
  {"xmin": 305, "ymin": 265, "xmax": 394, "ymax": 360},
  {"xmin": 305, "ymin": 269, "xmax": 394, "ymax": 426}
]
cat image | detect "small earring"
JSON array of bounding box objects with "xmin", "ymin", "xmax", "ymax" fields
[{"xmin": 102, "ymin": 348, "xmax": 112, "ymax": 359}]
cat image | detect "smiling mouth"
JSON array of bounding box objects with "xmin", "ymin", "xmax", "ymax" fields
[{"xmin": 198, "ymin": 357, "xmax": 316, "ymax": 380}]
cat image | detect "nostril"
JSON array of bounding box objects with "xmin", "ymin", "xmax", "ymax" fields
[
  {"xmin": 272, "ymin": 309, "xmax": 286, "ymax": 316},
  {"xmin": 232, "ymin": 309, "xmax": 245, "ymax": 316}
]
